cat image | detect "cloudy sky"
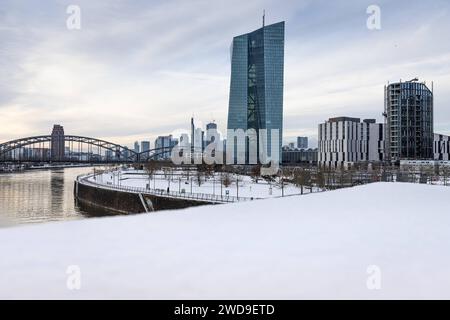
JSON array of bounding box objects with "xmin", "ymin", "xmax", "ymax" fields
[{"xmin": 1, "ymin": 0, "xmax": 450, "ymax": 148}]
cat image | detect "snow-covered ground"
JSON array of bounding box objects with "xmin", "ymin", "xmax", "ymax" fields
[
  {"xmin": 0, "ymin": 182, "xmax": 449, "ymax": 299},
  {"xmin": 88, "ymin": 169, "xmax": 317, "ymax": 199}
]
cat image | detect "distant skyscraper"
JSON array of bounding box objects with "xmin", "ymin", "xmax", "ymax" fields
[
  {"xmin": 297, "ymin": 136, "xmax": 308, "ymax": 149},
  {"xmin": 154, "ymin": 135, "xmax": 173, "ymax": 160},
  {"xmin": 141, "ymin": 141, "xmax": 150, "ymax": 153},
  {"xmin": 384, "ymin": 79, "xmax": 433, "ymax": 161},
  {"xmin": 227, "ymin": 20, "xmax": 285, "ymax": 163},
  {"xmin": 191, "ymin": 117, "xmax": 195, "ymax": 157},
  {"xmin": 51, "ymin": 124, "xmax": 65, "ymax": 161},
  {"xmin": 205, "ymin": 122, "xmax": 218, "ymax": 147},
  {"xmin": 134, "ymin": 141, "xmax": 140, "ymax": 153}
]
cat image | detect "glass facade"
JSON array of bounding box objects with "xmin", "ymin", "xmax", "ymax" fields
[
  {"xmin": 385, "ymin": 81, "xmax": 434, "ymax": 161},
  {"xmin": 227, "ymin": 21, "xmax": 285, "ymax": 163}
]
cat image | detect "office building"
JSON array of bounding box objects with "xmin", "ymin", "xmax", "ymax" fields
[
  {"xmin": 51, "ymin": 124, "xmax": 65, "ymax": 161},
  {"xmin": 205, "ymin": 122, "xmax": 218, "ymax": 147},
  {"xmin": 282, "ymin": 148, "xmax": 318, "ymax": 164},
  {"xmin": 384, "ymin": 79, "xmax": 434, "ymax": 162},
  {"xmin": 318, "ymin": 117, "xmax": 385, "ymax": 168},
  {"xmin": 134, "ymin": 141, "xmax": 140, "ymax": 154},
  {"xmin": 227, "ymin": 20, "xmax": 285, "ymax": 164},
  {"xmin": 434, "ymin": 133, "xmax": 450, "ymax": 161},
  {"xmin": 297, "ymin": 136, "xmax": 308, "ymax": 149},
  {"xmin": 141, "ymin": 141, "xmax": 150, "ymax": 153},
  {"xmin": 155, "ymin": 135, "xmax": 174, "ymax": 160}
]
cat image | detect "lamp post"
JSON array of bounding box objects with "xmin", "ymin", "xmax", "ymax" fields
[{"xmin": 236, "ymin": 174, "xmax": 239, "ymax": 200}]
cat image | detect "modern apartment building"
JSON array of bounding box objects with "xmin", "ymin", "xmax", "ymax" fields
[
  {"xmin": 384, "ymin": 79, "xmax": 434, "ymax": 162},
  {"xmin": 318, "ymin": 117, "xmax": 385, "ymax": 168},
  {"xmin": 434, "ymin": 133, "xmax": 450, "ymax": 161}
]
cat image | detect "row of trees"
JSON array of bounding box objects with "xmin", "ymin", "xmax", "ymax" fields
[{"xmin": 133, "ymin": 161, "xmax": 450, "ymax": 194}]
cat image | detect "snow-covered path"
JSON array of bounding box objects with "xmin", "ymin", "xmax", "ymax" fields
[{"xmin": 0, "ymin": 182, "xmax": 449, "ymax": 299}]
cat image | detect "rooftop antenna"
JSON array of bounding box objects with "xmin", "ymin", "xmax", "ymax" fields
[{"xmin": 263, "ymin": 9, "xmax": 265, "ymax": 27}]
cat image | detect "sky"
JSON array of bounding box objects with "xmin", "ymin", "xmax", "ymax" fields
[{"xmin": 1, "ymin": 0, "xmax": 450, "ymax": 148}]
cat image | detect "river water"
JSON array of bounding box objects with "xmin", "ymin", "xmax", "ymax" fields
[{"xmin": 0, "ymin": 167, "xmax": 108, "ymax": 226}]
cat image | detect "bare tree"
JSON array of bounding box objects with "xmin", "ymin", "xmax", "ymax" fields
[
  {"xmin": 441, "ymin": 165, "xmax": 450, "ymax": 186},
  {"xmin": 293, "ymin": 169, "xmax": 311, "ymax": 194},
  {"xmin": 222, "ymin": 173, "xmax": 232, "ymax": 188},
  {"xmin": 315, "ymin": 168, "xmax": 326, "ymax": 191},
  {"xmin": 144, "ymin": 161, "xmax": 159, "ymax": 189},
  {"xmin": 250, "ymin": 164, "xmax": 262, "ymax": 183}
]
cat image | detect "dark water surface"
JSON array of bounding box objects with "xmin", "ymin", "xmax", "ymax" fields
[{"xmin": 0, "ymin": 167, "xmax": 108, "ymax": 225}]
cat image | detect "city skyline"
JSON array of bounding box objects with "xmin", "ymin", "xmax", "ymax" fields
[{"xmin": 1, "ymin": 0, "xmax": 450, "ymax": 148}]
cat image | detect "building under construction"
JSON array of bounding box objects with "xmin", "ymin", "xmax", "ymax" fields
[{"xmin": 384, "ymin": 79, "xmax": 434, "ymax": 162}]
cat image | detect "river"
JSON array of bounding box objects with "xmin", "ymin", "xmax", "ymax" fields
[{"xmin": 0, "ymin": 167, "xmax": 110, "ymax": 226}]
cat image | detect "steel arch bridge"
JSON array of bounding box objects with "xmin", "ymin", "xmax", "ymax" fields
[{"xmin": 0, "ymin": 135, "xmax": 175, "ymax": 163}]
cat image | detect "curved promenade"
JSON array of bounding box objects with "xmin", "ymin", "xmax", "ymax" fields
[{"xmin": 75, "ymin": 173, "xmax": 256, "ymax": 214}]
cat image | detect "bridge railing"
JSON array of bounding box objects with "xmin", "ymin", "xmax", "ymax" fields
[{"xmin": 77, "ymin": 174, "xmax": 255, "ymax": 204}]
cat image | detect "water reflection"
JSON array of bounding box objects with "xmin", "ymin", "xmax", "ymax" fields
[{"xmin": 0, "ymin": 167, "xmax": 116, "ymax": 225}]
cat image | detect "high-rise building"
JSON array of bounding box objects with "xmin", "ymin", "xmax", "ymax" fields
[
  {"xmin": 227, "ymin": 20, "xmax": 285, "ymax": 164},
  {"xmin": 51, "ymin": 124, "xmax": 65, "ymax": 161},
  {"xmin": 154, "ymin": 135, "xmax": 174, "ymax": 160},
  {"xmin": 318, "ymin": 117, "xmax": 385, "ymax": 168},
  {"xmin": 297, "ymin": 136, "xmax": 308, "ymax": 149},
  {"xmin": 134, "ymin": 141, "xmax": 140, "ymax": 154},
  {"xmin": 191, "ymin": 117, "xmax": 195, "ymax": 157},
  {"xmin": 205, "ymin": 122, "xmax": 218, "ymax": 147},
  {"xmin": 384, "ymin": 79, "xmax": 434, "ymax": 162},
  {"xmin": 141, "ymin": 141, "xmax": 150, "ymax": 153}
]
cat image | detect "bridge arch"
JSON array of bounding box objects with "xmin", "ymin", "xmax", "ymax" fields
[{"xmin": 0, "ymin": 135, "xmax": 137, "ymax": 162}]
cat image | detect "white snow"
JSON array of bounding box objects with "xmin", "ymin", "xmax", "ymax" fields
[
  {"xmin": 88, "ymin": 169, "xmax": 318, "ymax": 199},
  {"xmin": 0, "ymin": 182, "xmax": 449, "ymax": 299}
]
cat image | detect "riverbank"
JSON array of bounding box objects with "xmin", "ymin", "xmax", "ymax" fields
[
  {"xmin": 0, "ymin": 163, "xmax": 112, "ymax": 174},
  {"xmin": 74, "ymin": 168, "xmax": 320, "ymax": 214},
  {"xmin": 1, "ymin": 182, "xmax": 449, "ymax": 299}
]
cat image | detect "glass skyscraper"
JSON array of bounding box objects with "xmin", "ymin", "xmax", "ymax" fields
[{"xmin": 227, "ymin": 21, "xmax": 285, "ymax": 164}]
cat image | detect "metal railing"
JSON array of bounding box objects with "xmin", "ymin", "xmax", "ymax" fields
[{"xmin": 76, "ymin": 174, "xmax": 256, "ymax": 204}]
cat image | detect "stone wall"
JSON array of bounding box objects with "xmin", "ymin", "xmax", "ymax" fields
[{"xmin": 75, "ymin": 181, "xmax": 213, "ymax": 215}]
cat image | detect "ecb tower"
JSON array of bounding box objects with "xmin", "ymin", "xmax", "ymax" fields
[{"xmin": 227, "ymin": 20, "xmax": 285, "ymax": 164}]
